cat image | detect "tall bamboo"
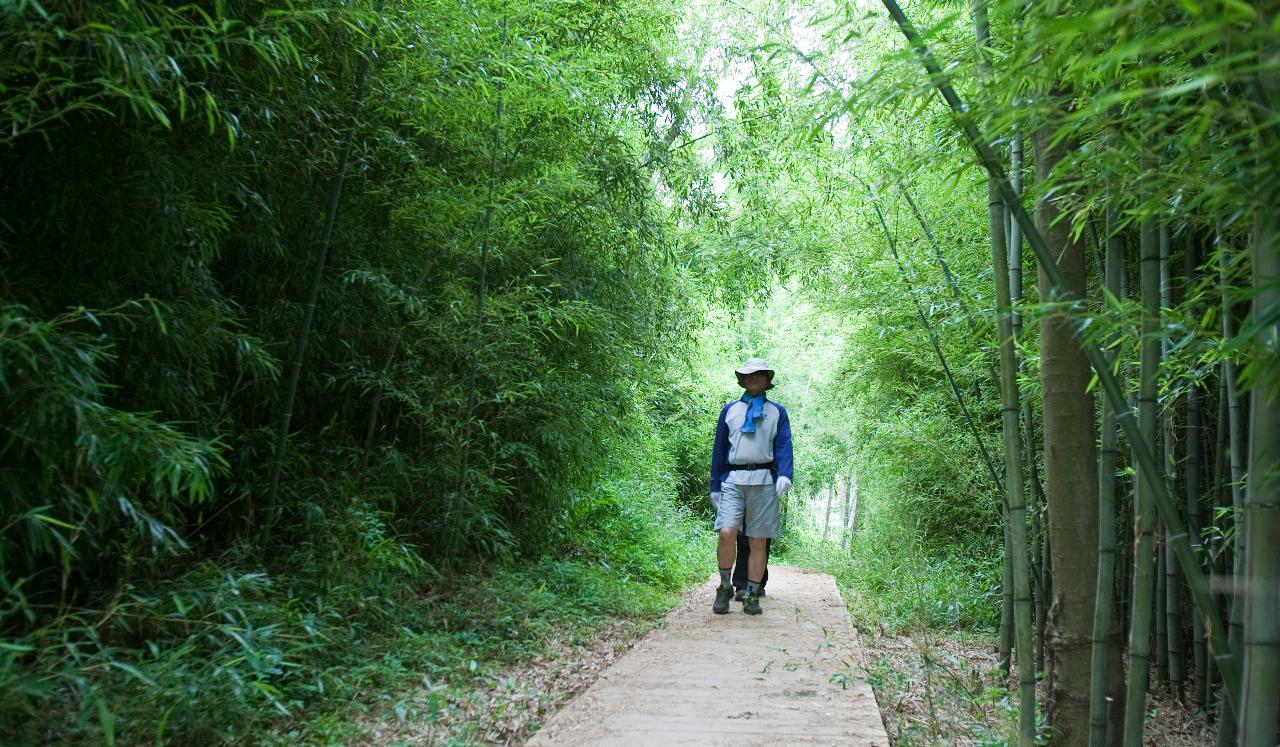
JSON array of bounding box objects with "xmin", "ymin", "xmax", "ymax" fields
[
  {"xmin": 1008, "ymin": 120, "xmax": 1050, "ymax": 678},
  {"xmin": 1088, "ymin": 207, "xmax": 1123, "ymax": 747},
  {"xmin": 1239, "ymin": 206, "xmax": 1279, "ymax": 747},
  {"xmin": 1000, "ymin": 536, "xmax": 1015, "ymax": 675},
  {"xmin": 1000, "ymin": 125, "xmax": 1023, "ymax": 680},
  {"xmin": 1184, "ymin": 240, "xmax": 1207, "ymax": 708},
  {"xmin": 266, "ymin": 22, "xmax": 381, "ymax": 525},
  {"xmin": 865, "ymin": 192, "xmax": 1006, "ymax": 497},
  {"xmin": 1159, "ymin": 226, "xmax": 1186, "ymax": 697},
  {"xmin": 1122, "ymin": 216, "xmax": 1160, "ymax": 745},
  {"xmin": 1033, "ymin": 122, "xmax": 1100, "ymax": 746},
  {"xmin": 840, "ymin": 475, "xmax": 853, "ymax": 551},
  {"xmin": 1207, "ymin": 380, "xmax": 1228, "ymax": 713},
  {"xmin": 449, "ymin": 18, "xmax": 508, "ymax": 553},
  {"xmin": 822, "ymin": 486, "xmax": 833, "ymax": 541},
  {"xmin": 1157, "ymin": 547, "xmax": 1169, "ymax": 683},
  {"xmin": 877, "ymin": 0, "xmax": 1242, "ymax": 713},
  {"xmin": 971, "ymin": 3, "xmax": 1035, "ymax": 741},
  {"xmin": 1217, "ymin": 234, "xmax": 1246, "ymax": 747}
]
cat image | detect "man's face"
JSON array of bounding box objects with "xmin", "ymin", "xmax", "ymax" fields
[{"xmin": 741, "ymin": 371, "xmax": 770, "ymax": 396}]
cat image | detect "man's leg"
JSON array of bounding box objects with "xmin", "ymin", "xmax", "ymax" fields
[
  {"xmin": 747, "ymin": 536, "xmax": 768, "ymax": 584},
  {"xmin": 760, "ymin": 538, "xmax": 771, "ymax": 593},
  {"xmin": 717, "ymin": 527, "xmax": 738, "ymax": 573},
  {"xmin": 712, "ymin": 484, "xmax": 744, "ymax": 614},
  {"xmin": 741, "ymin": 483, "xmax": 779, "ymax": 615},
  {"xmin": 732, "ymin": 533, "xmax": 751, "ymax": 594}
]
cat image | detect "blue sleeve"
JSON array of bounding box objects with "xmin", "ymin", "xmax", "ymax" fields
[
  {"xmin": 710, "ymin": 404, "xmax": 731, "ymax": 493},
  {"xmin": 773, "ymin": 404, "xmax": 793, "ymax": 480}
]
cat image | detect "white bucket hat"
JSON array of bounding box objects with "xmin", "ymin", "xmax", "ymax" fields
[
  {"xmin": 735, "ymin": 357, "xmax": 774, "ymax": 375},
  {"xmin": 734, "ymin": 358, "xmax": 775, "ymax": 386}
]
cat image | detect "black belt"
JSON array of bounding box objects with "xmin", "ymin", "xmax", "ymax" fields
[{"xmin": 724, "ymin": 462, "xmax": 774, "ymax": 472}]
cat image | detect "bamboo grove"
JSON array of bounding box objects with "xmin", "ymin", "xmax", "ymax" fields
[
  {"xmin": 1, "ymin": 1, "xmax": 721, "ymax": 742},
  {"xmin": 2, "ymin": 0, "xmax": 1279, "ymax": 744},
  {"xmin": 865, "ymin": 0, "xmax": 1279, "ymax": 744},
  {"xmin": 679, "ymin": 0, "xmax": 1279, "ymax": 743}
]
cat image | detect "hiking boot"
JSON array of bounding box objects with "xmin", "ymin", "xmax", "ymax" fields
[
  {"xmin": 712, "ymin": 585, "xmax": 733, "ymax": 614},
  {"xmin": 742, "ymin": 590, "xmax": 762, "ymax": 615},
  {"xmin": 734, "ymin": 587, "xmax": 745, "ymax": 601},
  {"xmin": 758, "ymin": 587, "xmax": 766, "ymax": 597}
]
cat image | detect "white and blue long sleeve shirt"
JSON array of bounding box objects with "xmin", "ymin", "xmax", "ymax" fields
[{"xmin": 710, "ymin": 397, "xmax": 793, "ymax": 492}]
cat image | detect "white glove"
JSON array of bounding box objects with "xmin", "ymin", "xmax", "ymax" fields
[
  {"xmin": 775, "ymin": 476, "xmax": 792, "ymax": 495},
  {"xmin": 710, "ymin": 491, "xmax": 721, "ymax": 509}
]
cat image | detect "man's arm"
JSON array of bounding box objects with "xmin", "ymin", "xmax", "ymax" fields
[
  {"xmin": 710, "ymin": 404, "xmax": 731, "ymax": 493},
  {"xmin": 774, "ymin": 405, "xmax": 793, "ymax": 480}
]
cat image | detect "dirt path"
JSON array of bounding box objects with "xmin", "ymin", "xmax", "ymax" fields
[{"xmin": 525, "ymin": 565, "xmax": 889, "ymax": 746}]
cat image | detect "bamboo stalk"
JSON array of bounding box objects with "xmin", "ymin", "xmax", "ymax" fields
[
  {"xmin": 1088, "ymin": 206, "xmax": 1123, "ymax": 747},
  {"xmin": 1157, "ymin": 540, "xmax": 1169, "ymax": 684},
  {"xmin": 265, "ymin": 17, "xmax": 382, "ymax": 526},
  {"xmin": 875, "ymin": 0, "xmax": 1243, "ymax": 711},
  {"xmin": 840, "ymin": 475, "xmax": 852, "ymax": 551},
  {"xmin": 1122, "ymin": 215, "xmax": 1160, "ymax": 745},
  {"xmin": 865, "ymin": 193, "xmax": 1006, "ymax": 497},
  {"xmin": 1184, "ymin": 239, "xmax": 1208, "ymax": 708},
  {"xmin": 1009, "ymin": 120, "xmax": 1050, "ymax": 680},
  {"xmin": 971, "ymin": 4, "xmax": 1035, "ymax": 741},
  {"xmin": 1217, "ymin": 233, "xmax": 1246, "ymax": 747},
  {"xmin": 1000, "ymin": 532, "xmax": 1015, "ymax": 675},
  {"xmin": 1239, "ymin": 204, "xmax": 1279, "ymax": 747},
  {"xmin": 450, "ymin": 17, "xmax": 508, "ymax": 554},
  {"xmin": 1159, "ymin": 226, "xmax": 1186, "ymax": 697}
]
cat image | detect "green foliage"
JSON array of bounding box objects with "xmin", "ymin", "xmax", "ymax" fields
[
  {"xmin": 0, "ymin": 303, "xmax": 229, "ymax": 579},
  {"xmin": 0, "ymin": 0, "xmax": 718, "ymax": 741},
  {"xmin": 1, "ymin": 456, "xmax": 707, "ymax": 745}
]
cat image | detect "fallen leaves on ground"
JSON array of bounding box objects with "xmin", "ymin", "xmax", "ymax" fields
[{"xmin": 858, "ymin": 629, "xmax": 1217, "ymax": 747}]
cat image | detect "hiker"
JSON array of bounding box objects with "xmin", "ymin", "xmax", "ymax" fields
[{"xmin": 709, "ymin": 358, "xmax": 793, "ymax": 615}]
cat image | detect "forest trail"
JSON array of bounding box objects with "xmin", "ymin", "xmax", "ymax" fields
[{"xmin": 525, "ymin": 566, "xmax": 888, "ymax": 746}]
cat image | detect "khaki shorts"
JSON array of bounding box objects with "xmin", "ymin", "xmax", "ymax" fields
[{"xmin": 714, "ymin": 481, "xmax": 780, "ymax": 539}]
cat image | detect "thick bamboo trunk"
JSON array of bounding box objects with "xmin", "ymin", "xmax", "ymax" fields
[
  {"xmin": 1239, "ymin": 207, "xmax": 1280, "ymax": 747},
  {"xmin": 1034, "ymin": 125, "xmax": 1099, "ymax": 747}
]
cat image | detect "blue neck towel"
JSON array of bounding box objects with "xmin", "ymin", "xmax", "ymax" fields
[{"xmin": 740, "ymin": 393, "xmax": 766, "ymax": 433}]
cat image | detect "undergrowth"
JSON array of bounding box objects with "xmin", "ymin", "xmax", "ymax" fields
[
  {"xmin": 777, "ymin": 525, "xmax": 1000, "ymax": 634},
  {"xmin": 2, "ymin": 465, "xmax": 711, "ymax": 746}
]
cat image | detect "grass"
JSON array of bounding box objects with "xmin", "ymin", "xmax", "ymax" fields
[
  {"xmin": 266, "ymin": 557, "xmax": 698, "ymax": 746},
  {"xmin": 776, "ymin": 524, "xmax": 1000, "ymax": 634}
]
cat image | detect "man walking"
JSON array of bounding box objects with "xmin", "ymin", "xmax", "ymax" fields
[{"xmin": 710, "ymin": 358, "xmax": 793, "ymax": 615}]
